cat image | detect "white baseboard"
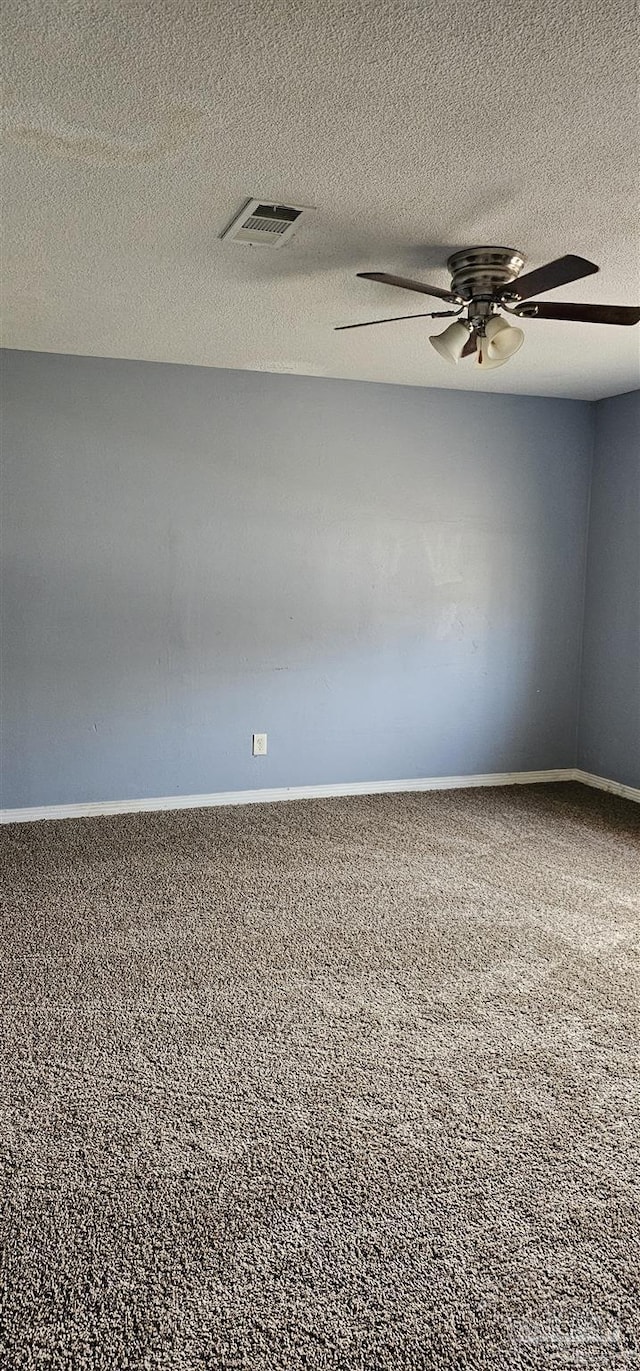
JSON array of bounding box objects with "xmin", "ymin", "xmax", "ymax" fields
[
  {"xmin": 2, "ymin": 768, "xmax": 636, "ymax": 825},
  {"xmin": 572, "ymin": 769, "xmax": 640, "ymax": 804},
  {"xmin": 0, "ymin": 768, "xmax": 575, "ymax": 824}
]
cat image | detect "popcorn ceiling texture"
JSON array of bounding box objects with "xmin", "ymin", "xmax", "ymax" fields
[
  {"xmin": 1, "ymin": 0, "xmax": 639, "ymax": 399},
  {"xmin": 1, "ymin": 783, "xmax": 639, "ymax": 1368}
]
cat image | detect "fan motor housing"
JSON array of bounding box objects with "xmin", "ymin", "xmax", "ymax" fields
[{"xmin": 447, "ymin": 247, "xmax": 526, "ymax": 301}]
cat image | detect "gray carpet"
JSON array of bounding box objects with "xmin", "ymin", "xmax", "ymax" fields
[{"xmin": 1, "ymin": 782, "xmax": 639, "ymax": 1370}]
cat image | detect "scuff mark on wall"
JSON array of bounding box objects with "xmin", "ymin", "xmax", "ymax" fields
[
  {"xmin": 435, "ymin": 603, "xmax": 466, "ymax": 642},
  {"xmin": 423, "ymin": 523, "xmax": 468, "ymax": 587}
]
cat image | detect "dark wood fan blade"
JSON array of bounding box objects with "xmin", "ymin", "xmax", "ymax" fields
[
  {"xmin": 357, "ymin": 271, "xmax": 458, "ymax": 303},
  {"xmin": 335, "ymin": 311, "xmax": 436, "ymax": 331},
  {"xmin": 461, "ymin": 329, "xmax": 478, "ymax": 358},
  {"xmin": 515, "ymin": 301, "xmax": 640, "ymax": 325},
  {"xmin": 507, "ymin": 254, "xmax": 598, "ymax": 302}
]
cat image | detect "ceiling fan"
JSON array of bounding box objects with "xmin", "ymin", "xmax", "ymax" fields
[{"xmin": 336, "ymin": 248, "xmax": 640, "ymax": 369}]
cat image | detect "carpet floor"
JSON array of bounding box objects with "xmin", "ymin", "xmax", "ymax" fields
[{"xmin": 1, "ymin": 782, "xmax": 638, "ymax": 1370}]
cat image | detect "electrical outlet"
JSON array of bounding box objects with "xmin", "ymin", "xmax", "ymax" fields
[{"xmin": 252, "ymin": 732, "xmax": 267, "ymax": 756}]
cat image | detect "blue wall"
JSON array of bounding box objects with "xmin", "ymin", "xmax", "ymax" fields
[
  {"xmin": 1, "ymin": 350, "xmax": 593, "ymax": 807},
  {"xmin": 578, "ymin": 390, "xmax": 640, "ymax": 788}
]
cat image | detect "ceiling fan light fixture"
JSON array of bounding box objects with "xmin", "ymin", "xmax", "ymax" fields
[
  {"xmin": 484, "ymin": 314, "xmax": 525, "ymax": 360},
  {"xmin": 429, "ymin": 320, "xmax": 472, "ymax": 364},
  {"xmin": 340, "ymin": 249, "xmax": 640, "ymax": 371}
]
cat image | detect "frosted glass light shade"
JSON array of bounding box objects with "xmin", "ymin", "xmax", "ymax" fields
[
  {"xmin": 429, "ymin": 320, "xmax": 472, "ymax": 364},
  {"xmin": 477, "ymin": 341, "xmax": 509, "ymax": 370},
  {"xmin": 484, "ymin": 314, "xmax": 525, "ymax": 360}
]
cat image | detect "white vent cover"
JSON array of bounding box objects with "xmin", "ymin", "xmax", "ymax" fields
[{"xmin": 220, "ymin": 198, "xmax": 310, "ymax": 247}]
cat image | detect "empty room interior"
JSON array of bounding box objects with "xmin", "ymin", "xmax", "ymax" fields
[{"xmin": 1, "ymin": 1, "xmax": 639, "ymax": 1367}]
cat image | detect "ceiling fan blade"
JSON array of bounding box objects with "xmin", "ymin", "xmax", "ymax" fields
[
  {"xmin": 335, "ymin": 311, "xmax": 436, "ymax": 331},
  {"xmin": 515, "ymin": 301, "xmax": 640, "ymax": 325},
  {"xmin": 507, "ymin": 254, "xmax": 599, "ymax": 302},
  {"xmin": 461, "ymin": 329, "xmax": 478, "ymax": 358},
  {"xmin": 357, "ymin": 271, "xmax": 458, "ymax": 303}
]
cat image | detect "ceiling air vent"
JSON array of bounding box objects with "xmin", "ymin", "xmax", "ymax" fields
[{"xmin": 220, "ymin": 199, "xmax": 310, "ymax": 247}]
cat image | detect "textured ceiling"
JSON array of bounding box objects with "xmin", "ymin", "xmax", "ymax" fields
[{"xmin": 2, "ymin": 0, "xmax": 639, "ymax": 399}]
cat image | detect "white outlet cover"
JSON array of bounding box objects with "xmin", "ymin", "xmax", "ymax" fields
[{"xmin": 252, "ymin": 733, "xmax": 268, "ymax": 756}]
